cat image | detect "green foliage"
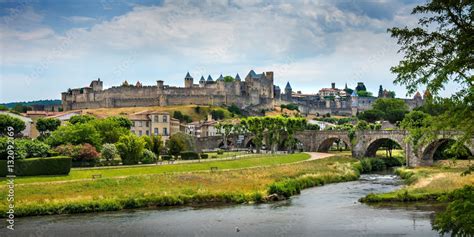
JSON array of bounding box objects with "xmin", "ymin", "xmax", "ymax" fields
[
  {"xmin": 54, "ymin": 143, "xmax": 99, "ymax": 163},
  {"xmin": 180, "ymin": 151, "xmax": 199, "ymax": 160},
  {"xmin": 200, "ymin": 153, "xmax": 208, "ymax": 159},
  {"xmin": 0, "ymin": 105, "xmax": 8, "ymax": 111},
  {"xmin": 223, "ymin": 75, "xmax": 234, "ymax": 82},
  {"xmin": 400, "ymin": 111, "xmax": 432, "ymax": 148},
  {"xmin": 91, "ymin": 117, "xmax": 131, "ymax": 144},
  {"xmin": 36, "ymin": 117, "xmax": 61, "ymax": 136},
  {"xmin": 355, "ymin": 120, "xmax": 369, "ymax": 130},
  {"xmin": 173, "ymin": 111, "xmax": 192, "ymax": 123},
  {"xmin": 280, "ymin": 103, "xmax": 299, "ymax": 111},
  {"xmin": 389, "ymin": 0, "xmax": 473, "ymax": 164},
  {"xmin": 305, "ymin": 123, "xmax": 320, "ymax": 130},
  {"xmin": 116, "ymin": 134, "xmax": 145, "ymax": 165},
  {"xmin": 12, "ymin": 104, "xmax": 30, "ymax": 113},
  {"xmin": 0, "ymin": 138, "xmax": 50, "ymax": 160},
  {"xmin": 240, "ymin": 116, "xmax": 306, "ymax": 153},
  {"xmin": 101, "ymin": 143, "xmax": 118, "ymax": 161},
  {"xmin": 160, "ymin": 155, "xmax": 172, "ymax": 161},
  {"xmin": 47, "ymin": 122, "xmax": 102, "ymax": 148},
  {"xmin": 68, "ymin": 115, "xmax": 96, "ymax": 125},
  {"xmin": 0, "ymin": 156, "xmax": 71, "ymax": 177},
  {"xmin": 167, "ymin": 132, "xmax": 194, "ymax": 156},
  {"xmin": 141, "ymin": 149, "xmax": 157, "ymax": 164},
  {"xmin": 142, "ymin": 135, "xmax": 163, "ymax": 156},
  {"xmin": 357, "ymin": 109, "xmax": 384, "ymax": 123},
  {"xmin": 371, "ymin": 98, "xmax": 409, "ymax": 124},
  {"xmin": 359, "ymin": 158, "xmax": 400, "ymax": 173},
  {"xmin": 356, "ymin": 90, "xmax": 373, "ymax": 97},
  {"xmin": 211, "ymin": 109, "xmax": 225, "ymax": 120},
  {"xmin": 217, "ymin": 149, "xmax": 224, "ymax": 155},
  {"xmin": 227, "ymin": 104, "xmax": 242, "ymax": 115},
  {"xmin": 434, "ymin": 186, "xmax": 474, "ymax": 236},
  {"xmin": 315, "ymin": 117, "xmax": 355, "ymax": 125},
  {"xmin": 0, "ymin": 114, "xmax": 26, "ymax": 136}
]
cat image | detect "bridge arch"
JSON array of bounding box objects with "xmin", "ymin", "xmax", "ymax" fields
[
  {"xmin": 317, "ymin": 137, "xmax": 351, "ymax": 152},
  {"xmin": 364, "ymin": 137, "xmax": 404, "ymax": 157},
  {"xmin": 421, "ymin": 138, "xmax": 473, "ymax": 161}
]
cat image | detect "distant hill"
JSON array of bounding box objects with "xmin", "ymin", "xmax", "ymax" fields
[{"xmin": 1, "ymin": 99, "xmax": 62, "ymax": 108}]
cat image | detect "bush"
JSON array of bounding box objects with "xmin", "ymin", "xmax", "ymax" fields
[
  {"xmin": 200, "ymin": 153, "xmax": 208, "ymax": 159},
  {"xmin": 370, "ymin": 158, "xmax": 387, "ymax": 171},
  {"xmin": 0, "ymin": 114, "xmax": 26, "ymax": 137},
  {"xmin": 180, "ymin": 151, "xmax": 199, "ymax": 160},
  {"xmin": 47, "ymin": 123, "xmax": 102, "ymax": 149},
  {"xmin": 217, "ymin": 150, "xmax": 224, "ymax": 155},
  {"xmin": 53, "ymin": 143, "xmax": 99, "ymax": 167},
  {"xmin": 360, "ymin": 159, "xmax": 372, "ymax": 173},
  {"xmin": 0, "ymin": 156, "xmax": 72, "ymax": 177},
  {"xmin": 142, "ymin": 149, "xmax": 157, "ymax": 164},
  {"xmin": 101, "ymin": 143, "xmax": 118, "ymax": 161},
  {"xmin": 161, "ymin": 155, "xmax": 172, "ymax": 161},
  {"xmin": 383, "ymin": 157, "xmax": 403, "ymax": 167},
  {"xmin": 0, "ymin": 138, "xmax": 50, "ymax": 160},
  {"xmin": 116, "ymin": 134, "xmax": 145, "ymax": 165}
]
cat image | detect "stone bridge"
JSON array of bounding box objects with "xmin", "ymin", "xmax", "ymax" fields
[{"xmin": 195, "ymin": 130, "xmax": 474, "ymax": 167}]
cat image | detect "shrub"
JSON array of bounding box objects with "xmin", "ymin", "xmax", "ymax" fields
[
  {"xmin": 75, "ymin": 143, "xmax": 100, "ymax": 162},
  {"xmin": 0, "ymin": 138, "xmax": 50, "ymax": 160},
  {"xmin": 142, "ymin": 149, "xmax": 157, "ymax": 164},
  {"xmin": 116, "ymin": 134, "xmax": 145, "ymax": 165},
  {"xmin": 0, "ymin": 114, "xmax": 26, "ymax": 137},
  {"xmin": 217, "ymin": 150, "xmax": 224, "ymax": 155},
  {"xmin": 360, "ymin": 158, "xmax": 372, "ymax": 173},
  {"xmin": 383, "ymin": 157, "xmax": 403, "ymax": 167},
  {"xmin": 180, "ymin": 151, "xmax": 199, "ymax": 160},
  {"xmin": 161, "ymin": 155, "xmax": 172, "ymax": 161},
  {"xmin": 167, "ymin": 132, "xmax": 195, "ymax": 156},
  {"xmin": 47, "ymin": 123, "xmax": 102, "ymax": 149},
  {"xmin": 101, "ymin": 143, "xmax": 118, "ymax": 161},
  {"xmin": 200, "ymin": 153, "xmax": 208, "ymax": 159},
  {"xmin": 0, "ymin": 156, "xmax": 72, "ymax": 177},
  {"xmin": 370, "ymin": 158, "xmax": 387, "ymax": 171}
]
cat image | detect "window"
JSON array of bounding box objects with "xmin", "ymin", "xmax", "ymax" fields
[
  {"xmin": 138, "ymin": 121, "xmax": 142, "ymax": 127},
  {"xmin": 146, "ymin": 121, "xmax": 149, "ymax": 127},
  {"xmin": 163, "ymin": 115, "xmax": 167, "ymax": 123},
  {"xmin": 132, "ymin": 121, "xmax": 136, "ymax": 127},
  {"xmin": 154, "ymin": 115, "xmax": 158, "ymax": 122},
  {"xmin": 163, "ymin": 128, "xmax": 168, "ymax": 136},
  {"xmin": 138, "ymin": 130, "xmax": 142, "ymax": 136},
  {"xmin": 146, "ymin": 130, "xmax": 149, "ymax": 136},
  {"xmin": 154, "ymin": 128, "xmax": 159, "ymax": 135}
]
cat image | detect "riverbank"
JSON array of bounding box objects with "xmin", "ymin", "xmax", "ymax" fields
[
  {"xmin": 0, "ymin": 154, "xmax": 361, "ymax": 217},
  {"xmin": 361, "ymin": 160, "xmax": 474, "ymax": 202}
]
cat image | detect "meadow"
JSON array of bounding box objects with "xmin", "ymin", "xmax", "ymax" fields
[
  {"xmin": 1, "ymin": 153, "xmax": 309, "ymax": 184},
  {"xmin": 0, "ymin": 154, "xmax": 360, "ymax": 217}
]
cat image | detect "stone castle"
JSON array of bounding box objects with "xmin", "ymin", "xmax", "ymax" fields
[
  {"xmin": 62, "ymin": 70, "xmax": 425, "ymax": 116},
  {"xmin": 62, "ymin": 70, "xmax": 274, "ymax": 111}
]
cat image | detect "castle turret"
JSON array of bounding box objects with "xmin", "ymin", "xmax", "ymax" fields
[
  {"xmin": 378, "ymin": 85, "xmax": 384, "ymax": 98},
  {"xmin": 184, "ymin": 72, "xmax": 193, "ymax": 88},
  {"xmin": 207, "ymin": 75, "xmax": 213, "ymax": 82},
  {"xmin": 157, "ymin": 80, "xmax": 164, "ymax": 89},
  {"xmin": 235, "ymin": 73, "xmax": 241, "ymax": 81},
  {"xmin": 351, "ymin": 90, "xmax": 359, "ymax": 116},
  {"xmin": 90, "ymin": 78, "xmax": 103, "ymax": 91},
  {"xmin": 284, "ymin": 82, "xmax": 292, "ymax": 101},
  {"xmin": 199, "ymin": 76, "xmax": 205, "ymax": 87},
  {"xmin": 217, "ymin": 74, "xmax": 224, "ymax": 81}
]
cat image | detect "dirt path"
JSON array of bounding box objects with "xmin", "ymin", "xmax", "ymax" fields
[{"xmin": 305, "ymin": 152, "xmax": 336, "ymax": 161}]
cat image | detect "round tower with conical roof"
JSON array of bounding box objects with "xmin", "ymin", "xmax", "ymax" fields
[{"xmin": 184, "ymin": 72, "xmax": 193, "ymax": 88}]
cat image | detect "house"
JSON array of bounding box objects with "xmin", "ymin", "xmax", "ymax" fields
[
  {"xmin": 128, "ymin": 111, "xmax": 174, "ymax": 142},
  {"xmin": 184, "ymin": 115, "xmax": 219, "ymax": 137},
  {"xmin": 0, "ymin": 111, "xmax": 33, "ymax": 137}
]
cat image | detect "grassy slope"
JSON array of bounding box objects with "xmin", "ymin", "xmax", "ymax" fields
[
  {"xmin": 361, "ymin": 160, "xmax": 474, "ymax": 202},
  {"xmin": 1, "ymin": 153, "xmax": 309, "ymax": 184},
  {"xmin": 83, "ymin": 105, "xmax": 235, "ymax": 121},
  {"xmin": 0, "ymin": 155, "xmax": 360, "ymax": 217}
]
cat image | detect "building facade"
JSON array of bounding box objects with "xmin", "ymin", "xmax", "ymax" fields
[{"xmin": 128, "ymin": 111, "xmax": 178, "ymax": 142}]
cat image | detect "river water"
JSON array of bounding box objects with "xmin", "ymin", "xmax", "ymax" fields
[{"xmin": 3, "ymin": 174, "xmax": 442, "ymax": 236}]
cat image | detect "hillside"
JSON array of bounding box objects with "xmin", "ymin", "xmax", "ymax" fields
[{"xmin": 83, "ymin": 105, "xmax": 236, "ymax": 121}]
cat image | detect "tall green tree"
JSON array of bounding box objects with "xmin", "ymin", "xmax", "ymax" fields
[
  {"xmin": 116, "ymin": 134, "xmax": 145, "ymax": 165},
  {"xmin": 0, "ymin": 114, "xmax": 26, "ymax": 137},
  {"xmin": 36, "ymin": 117, "xmax": 61, "ymax": 136},
  {"xmin": 389, "ymin": 0, "xmax": 473, "ymax": 145}
]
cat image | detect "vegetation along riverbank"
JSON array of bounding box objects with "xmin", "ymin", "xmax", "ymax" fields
[{"xmin": 0, "ymin": 153, "xmax": 369, "ymax": 217}]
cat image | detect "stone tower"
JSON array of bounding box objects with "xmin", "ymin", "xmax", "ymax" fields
[
  {"xmin": 284, "ymin": 82, "xmax": 292, "ymax": 101},
  {"xmin": 351, "ymin": 90, "xmax": 359, "ymax": 116},
  {"xmin": 90, "ymin": 78, "xmax": 103, "ymax": 91},
  {"xmin": 184, "ymin": 72, "xmax": 193, "ymax": 88}
]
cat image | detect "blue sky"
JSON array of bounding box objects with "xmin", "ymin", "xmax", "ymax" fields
[{"xmin": 0, "ymin": 0, "xmax": 459, "ymax": 102}]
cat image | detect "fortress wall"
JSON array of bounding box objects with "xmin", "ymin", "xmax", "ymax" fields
[{"xmin": 112, "ymin": 97, "xmax": 157, "ymax": 107}]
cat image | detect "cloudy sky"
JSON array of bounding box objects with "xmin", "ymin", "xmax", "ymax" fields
[{"xmin": 0, "ymin": 0, "xmax": 455, "ymax": 103}]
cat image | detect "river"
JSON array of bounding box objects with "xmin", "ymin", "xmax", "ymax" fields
[{"xmin": 2, "ymin": 174, "xmax": 442, "ymax": 236}]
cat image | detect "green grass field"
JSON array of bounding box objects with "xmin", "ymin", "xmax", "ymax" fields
[
  {"xmin": 2, "ymin": 153, "xmax": 309, "ymax": 184},
  {"xmin": 0, "ymin": 154, "xmax": 361, "ymax": 217}
]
